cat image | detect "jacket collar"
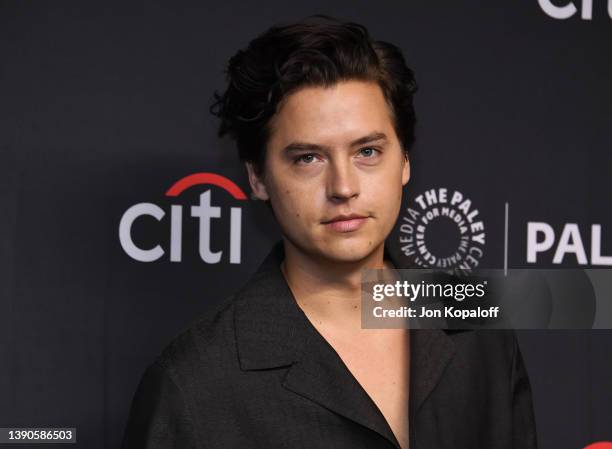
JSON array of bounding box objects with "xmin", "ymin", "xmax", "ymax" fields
[{"xmin": 233, "ymin": 240, "xmax": 456, "ymax": 448}]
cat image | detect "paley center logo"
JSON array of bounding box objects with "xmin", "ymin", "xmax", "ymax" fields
[
  {"xmin": 396, "ymin": 187, "xmax": 611, "ymax": 268},
  {"xmin": 119, "ymin": 172, "xmax": 247, "ymax": 263},
  {"xmin": 397, "ymin": 188, "xmax": 486, "ymax": 271},
  {"xmin": 527, "ymin": 222, "xmax": 612, "ymax": 265}
]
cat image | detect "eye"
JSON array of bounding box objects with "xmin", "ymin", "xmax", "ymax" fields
[
  {"xmin": 294, "ymin": 153, "xmax": 318, "ymax": 165},
  {"xmin": 358, "ymin": 147, "xmax": 381, "ymax": 158}
]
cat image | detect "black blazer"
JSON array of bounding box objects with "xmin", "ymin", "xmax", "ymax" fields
[{"xmin": 122, "ymin": 241, "xmax": 538, "ymax": 449}]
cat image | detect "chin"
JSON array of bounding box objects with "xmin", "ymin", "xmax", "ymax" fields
[{"xmin": 315, "ymin": 236, "xmax": 381, "ymax": 263}]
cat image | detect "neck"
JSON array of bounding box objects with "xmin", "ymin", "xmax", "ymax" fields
[{"xmin": 280, "ymin": 238, "xmax": 394, "ymax": 329}]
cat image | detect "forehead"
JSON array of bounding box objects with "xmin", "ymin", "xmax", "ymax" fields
[{"xmin": 267, "ymin": 80, "xmax": 396, "ymax": 147}]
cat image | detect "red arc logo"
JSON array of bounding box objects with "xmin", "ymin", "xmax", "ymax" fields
[{"xmin": 166, "ymin": 172, "xmax": 247, "ymax": 200}]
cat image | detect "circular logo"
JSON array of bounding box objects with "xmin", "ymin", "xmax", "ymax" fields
[{"xmin": 397, "ymin": 188, "xmax": 486, "ymax": 271}]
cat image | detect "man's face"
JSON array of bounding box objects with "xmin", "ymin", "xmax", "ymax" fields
[{"xmin": 246, "ymin": 80, "xmax": 410, "ymax": 263}]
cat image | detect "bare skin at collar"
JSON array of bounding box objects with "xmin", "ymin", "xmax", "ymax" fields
[{"xmin": 280, "ymin": 237, "xmax": 397, "ymax": 330}]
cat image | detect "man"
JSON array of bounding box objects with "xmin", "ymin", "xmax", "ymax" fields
[{"xmin": 122, "ymin": 15, "xmax": 537, "ymax": 448}]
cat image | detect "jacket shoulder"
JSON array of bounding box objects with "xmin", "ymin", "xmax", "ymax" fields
[
  {"xmin": 155, "ymin": 294, "xmax": 239, "ymax": 384},
  {"xmin": 449, "ymin": 329, "xmax": 519, "ymax": 372}
]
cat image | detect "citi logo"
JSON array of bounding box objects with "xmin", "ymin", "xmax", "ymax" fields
[
  {"xmin": 119, "ymin": 172, "xmax": 247, "ymax": 263},
  {"xmin": 538, "ymin": 0, "xmax": 612, "ymax": 20}
]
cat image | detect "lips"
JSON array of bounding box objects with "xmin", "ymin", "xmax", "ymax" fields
[
  {"xmin": 322, "ymin": 214, "xmax": 369, "ymax": 233},
  {"xmin": 323, "ymin": 214, "xmax": 368, "ymax": 223}
]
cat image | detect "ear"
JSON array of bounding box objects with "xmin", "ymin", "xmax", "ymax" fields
[
  {"xmin": 401, "ymin": 152, "xmax": 410, "ymax": 186},
  {"xmin": 245, "ymin": 162, "xmax": 270, "ymax": 201}
]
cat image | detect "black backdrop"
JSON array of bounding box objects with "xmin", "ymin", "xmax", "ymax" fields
[{"xmin": 1, "ymin": 2, "xmax": 611, "ymax": 448}]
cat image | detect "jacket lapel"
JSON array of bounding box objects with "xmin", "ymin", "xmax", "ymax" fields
[
  {"xmin": 281, "ymin": 307, "xmax": 402, "ymax": 448},
  {"xmin": 384, "ymin": 244, "xmax": 457, "ymax": 415},
  {"xmin": 234, "ymin": 240, "xmax": 456, "ymax": 448},
  {"xmin": 409, "ymin": 329, "xmax": 456, "ymax": 415}
]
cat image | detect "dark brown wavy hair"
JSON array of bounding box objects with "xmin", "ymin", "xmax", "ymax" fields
[{"xmin": 210, "ymin": 14, "xmax": 418, "ymax": 174}]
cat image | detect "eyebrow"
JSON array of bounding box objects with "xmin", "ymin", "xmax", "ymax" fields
[{"xmin": 282, "ymin": 132, "xmax": 388, "ymax": 153}]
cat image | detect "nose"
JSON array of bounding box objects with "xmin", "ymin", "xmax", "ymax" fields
[{"xmin": 326, "ymin": 156, "xmax": 359, "ymax": 202}]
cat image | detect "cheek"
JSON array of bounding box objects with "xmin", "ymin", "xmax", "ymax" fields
[
  {"xmin": 269, "ymin": 184, "xmax": 311, "ymax": 224},
  {"xmin": 370, "ymin": 167, "xmax": 404, "ymax": 217}
]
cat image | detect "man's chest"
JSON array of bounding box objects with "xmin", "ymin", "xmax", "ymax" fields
[{"xmin": 318, "ymin": 330, "xmax": 411, "ymax": 449}]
